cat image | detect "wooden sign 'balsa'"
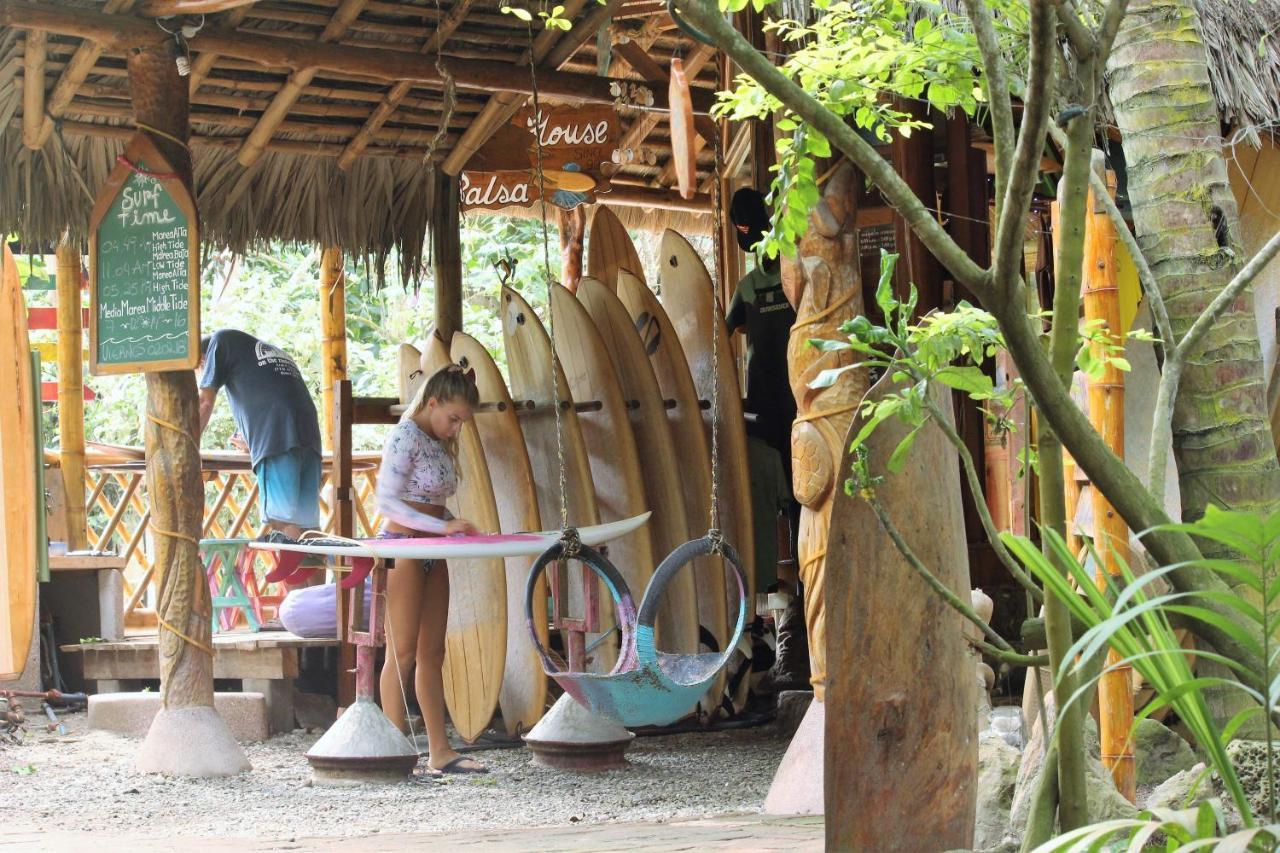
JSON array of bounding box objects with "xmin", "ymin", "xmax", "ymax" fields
[{"xmin": 461, "ymin": 105, "xmax": 619, "ymax": 212}]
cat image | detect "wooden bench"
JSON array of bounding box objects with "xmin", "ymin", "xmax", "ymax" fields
[{"xmin": 61, "ymin": 631, "xmax": 338, "ymax": 734}]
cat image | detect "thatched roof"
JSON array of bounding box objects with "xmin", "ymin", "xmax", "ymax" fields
[
  {"xmin": 0, "ymin": 0, "xmax": 718, "ymax": 271},
  {"xmin": 4, "ymin": 0, "xmax": 1276, "ymax": 263}
]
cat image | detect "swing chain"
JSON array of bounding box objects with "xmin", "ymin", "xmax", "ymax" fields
[
  {"xmin": 525, "ymin": 16, "xmax": 571, "ymax": 533},
  {"xmin": 707, "ymin": 50, "xmax": 725, "ymax": 536}
]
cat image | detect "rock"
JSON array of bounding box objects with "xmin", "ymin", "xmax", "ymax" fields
[
  {"xmin": 1134, "ymin": 718, "xmax": 1197, "ymax": 787},
  {"xmin": 1146, "ymin": 763, "xmax": 1212, "ymax": 811},
  {"xmin": 974, "ymin": 735, "xmax": 1021, "ymax": 849},
  {"xmin": 990, "ymin": 708, "xmax": 1022, "ymax": 749},
  {"xmin": 772, "ymin": 690, "xmax": 813, "ymax": 740},
  {"xmin": 1009, "ymin": 714, "xmax": 1136, "ymax": 840},
  {"xmin": 293, "ymin": 689, "xmax": 337, "ymax": 732},
  {"xmin": 1226, "ymin": 739, "xmax": 1280, "ymax": 822}
]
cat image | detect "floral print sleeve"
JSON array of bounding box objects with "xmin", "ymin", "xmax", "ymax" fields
[{"xmin": 375, "ymin": 419, "xmax": 458, "ymax": 534}]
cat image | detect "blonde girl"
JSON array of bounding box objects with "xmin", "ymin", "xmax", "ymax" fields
[{"xmin": 375, "ymin": 363, "xmax": 486, "ymax": 774}]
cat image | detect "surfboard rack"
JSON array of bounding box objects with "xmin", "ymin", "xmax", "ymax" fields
[{"xmin": 524, "ymin": 534, "xmax": 748, "ymax": 728}]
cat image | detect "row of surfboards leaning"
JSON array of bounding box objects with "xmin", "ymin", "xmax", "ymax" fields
[{"xmin": 402, "ymin": 213, "xmax": 759, "ymax": 743}]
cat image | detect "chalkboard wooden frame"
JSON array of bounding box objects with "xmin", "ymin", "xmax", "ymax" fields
[{"xmin": 88, "ymin": 133, "xmax": 200, "ymax": 376}]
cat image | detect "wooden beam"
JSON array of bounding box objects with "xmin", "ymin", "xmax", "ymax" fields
[
  {"xmin": 432, "ymin": 172, "xmax": 463, "ymax": 339},
  {"xmin": 34, "ymin": 0, "xmax": 133, "ymax": 147},
  {"xmin": 188, "ymin": 3, "xmax": 253, "ymax": 95},
  {"xmin": 238, "ymin": 0, "xmax": 368, "ymax": 167},
  {"xmin": 24, "ymin": 117, "xmax": 439, "ymax": 160},
  {"xmin": 541, "ymin": 0, "xmax": 627, "ymax": 70},
  {"xmin": 337, "ymin": 0, "xmax": 476, "ymax": 171},
  {"xmin": 601, "ymin": 184, "xmax": 710, "ymax": 212},
  {"xmin": 55, "ymin": 243, "xmax": 88, "ymax": 550},
  {"xmin": 0, "ymin": 1, "xmax": 713, "ymax": 113},
  {"xmin": 22, "ymin": 31, "xmax": 45, "ymax": 150},
  {"xmin": 139, "ymin": 0, "xmax": 256, "ymax": 13},
  {"xmin": 440, "ymin": 0, "xmax": 618, "ymax": 176}
]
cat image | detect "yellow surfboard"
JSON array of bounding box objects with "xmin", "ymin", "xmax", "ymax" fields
[
  {"xmin": 1, "ymin": 245, "xmax": 36, "ymax": 681},
  {"xmin": 449, "ymin": 331, "xmax": 548, "ymax": 736},
  {"xmin": 416, "ymin": 334, "xmax": 507, "ymax": 743}
]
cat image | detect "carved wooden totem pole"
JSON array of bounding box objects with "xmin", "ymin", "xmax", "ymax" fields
[{"xmin": 780, "ymin": 161, "xmax": 867, "ymax": 700}]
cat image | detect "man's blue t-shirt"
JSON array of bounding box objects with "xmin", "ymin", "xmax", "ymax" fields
[{"xmin": 199, "ymin": 329, "xmax": 321, "ymax": 467}]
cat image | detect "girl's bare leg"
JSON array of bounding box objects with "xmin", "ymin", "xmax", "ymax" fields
[
  {"xmin": 417, "ymin": 561, "xmax": 485, "ymax": 772},
  {"xmin": 379, "ymin": 557, "xmax": 425, "ymax": 734}
]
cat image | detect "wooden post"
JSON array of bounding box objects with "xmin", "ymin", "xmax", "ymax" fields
[
  {"xmin": 55, "ymin": 242, "xmax": 88, "ymax": 551},
  {"xmin": 319, "ymin": 247, "xmax": 347, "ymax": 453},
  {"xmin": 1083, "ymin": 157, "xmax": 1136, "ymax": 802},
  {"xmin": 890, "ymin": 100, "xmax": 943, "ymax": 311},
  {"xmin": 334, "ymin": 379, "xmax": 356, "ymax": 708},
  {"xmin": 558, "ymin": 206, "xmax": 585, "ymax": 293},
  {"xmin": 125, "ymin": 39, "xmax": 246, "ymax": 777},
  {"xmin": 431, "ymin": 171, "xmax": 463, "ymax": 340},
  {"xmin": 22, "ymin": 30, "xmax": 46, "ymax": 150},
  {"xmin": 126, "ymin": 40, "xmax": 213, "ymax": 711}
]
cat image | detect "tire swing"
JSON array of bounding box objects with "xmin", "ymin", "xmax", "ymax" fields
[{"xmin": 520, "ymin": 31, "xmax": 748, "ymax": 727}]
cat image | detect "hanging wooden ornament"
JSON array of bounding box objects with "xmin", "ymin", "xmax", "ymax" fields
[{"xmin": 668, "ymin": 57, "xmax": 697, "ymax": 200}]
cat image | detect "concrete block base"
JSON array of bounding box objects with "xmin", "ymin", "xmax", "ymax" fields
[
  {"xmin": 89, "ymin": 691, "xmax": 269, "ymax": 743},
  {"xmin": 136, "ymin": 706, "xmax": 251, "ymax": 777}
]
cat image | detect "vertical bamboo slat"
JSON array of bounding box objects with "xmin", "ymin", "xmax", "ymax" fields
[
  {"xmin": 56, "ymin": 243, "xmax": 89, "ymax": 550},
  {"xmin": 1083, "ymin": 160, "xmax": 1136, "ymax": 802},
  {"xmin": 319, "ymin": 247, "xmax": 347, "ymax": 452}
]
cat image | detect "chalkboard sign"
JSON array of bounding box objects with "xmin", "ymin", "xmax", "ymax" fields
[{"xmin": 89, "ymin": 134, "xmax": 199, "ymax": 375}]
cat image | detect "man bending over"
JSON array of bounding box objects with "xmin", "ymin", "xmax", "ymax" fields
[{"xmin": 198, "ymin": 329, "xmax": 322, "ymax": 540}]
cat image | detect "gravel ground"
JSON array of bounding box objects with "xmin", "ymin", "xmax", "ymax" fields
[{"xmin": 0, "ymin": 711, "xmax": 790, "ymax": 840}]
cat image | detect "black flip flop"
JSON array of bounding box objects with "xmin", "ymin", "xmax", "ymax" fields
[{"xmin": 435, "ymin": 755, "xmax": 489, "ymax": 775}]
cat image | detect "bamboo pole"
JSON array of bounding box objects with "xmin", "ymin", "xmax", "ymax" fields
[
  {"xmin": 319, "ymin": 247, "xmax": 347, "ymax": 452},
  {"xmin": 1083, "ymin": 157, "xmax": 1136, "ymax": 802},
  {"xmin": 55, "ymin": 243, "xmax": 88, "ymax": 550},
  {"xmin": 22, "ymin": 30, "xmax": 45, "ymax": 150}
]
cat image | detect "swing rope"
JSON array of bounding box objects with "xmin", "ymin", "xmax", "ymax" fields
[{"xmin": 706, "ymin": 50, "xmax": 726, "ymax": 552}]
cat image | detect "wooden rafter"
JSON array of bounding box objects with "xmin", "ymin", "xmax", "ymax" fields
[
  {"xmin": 32, "ymin": 0, "xmax": 133, "ymax": 147},
  {"xmin": 614, "ymin": 40, "xmax": 717, "ymax": 140},
  {"xmin": 237, "ymin": 0, "xmax": 369, "ymax": 167},
  {"xmin": 337, "ymin": 0, "xmax": 477, "ymax": 171},
  {"xmin": 440, "ymin": 0, "xmax": 625, "ymax": 176},
  {"xmin": 188, "ymin": 3, "xmax": 254, "ymax": 95},
  {"xmin": 21, "ymin": 30, "xmax": 44, "ymax": 149},
  {"xmin": 0, "ymin": 1, "xmax": 713, "ymax": 114}
]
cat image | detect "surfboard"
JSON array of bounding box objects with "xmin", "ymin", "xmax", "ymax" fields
[
  {"xmin": 549, "ymin": 284, "xmax": 658, "ymax": 638},
  {"xmin": 615, "ymin": 269, "xmax": 729, "ymax": 700},
  {"xmin": 450, "ymin": 331, "xmax": 548, "ymax": 736},
  {"xmin": 587, "ymin": 206, "xmax": 645, "ymax": 293},
  {"xmin": 501, "ymin": 286, "xmax": 614, "ymax": 671},
  {"xmin": 576, "ymin": 277, "xmax": 699, "ymax": 658},
  {"xmin": 249, "ymin": 513, "xmax": 652, "ymax": 561},
  {"xmin": 398, "ymin": 342, "xmax": 426, "ymax": 404},
  {"xmin": 656, "ymin": 230, "xmax": 756, "ymax": 625},
  {"xmin": 1, "ymin": 245, "xmax": 36, "ymax": 681},
  {"xmin": 416, "ymin": 331, "xmax": 507, "ymax": 744}
]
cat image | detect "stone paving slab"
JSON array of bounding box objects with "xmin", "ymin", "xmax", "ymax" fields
[{"xmin": 0, "ymin": 813, "xmax": 824, "ymax": 852}]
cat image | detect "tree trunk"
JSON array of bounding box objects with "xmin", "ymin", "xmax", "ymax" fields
[
  {"xmin": 129, "ymin": 39, "xmax": 247, "ymax": 775},
  {"xmin": 1108, "ymin": 0, "xmax": 1280, "ymax": 733},
  {"xmin": 1108, "ymin": 0, "xmax": 1280, "ymax": 526}
]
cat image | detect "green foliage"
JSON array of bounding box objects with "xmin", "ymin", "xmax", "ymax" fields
[
  {"xmin": 714, "ymin": 0, "xmax": 1029, "ymax": 257},
  {"xmin": 825, "ymin": 250, "xmax": 1016, "ymax": 484},
  {"xmin": 1004, "ymin": 505, "xmax": 1280, "ymax": 830},
  {"xmin": 1029, "ymin": 801, "xmax": 1280, "ymax": 852}
]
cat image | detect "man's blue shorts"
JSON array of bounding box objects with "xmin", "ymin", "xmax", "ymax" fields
[{"xmin": 254, "ymin": 446, "xmax": 321, "ymax": 531}]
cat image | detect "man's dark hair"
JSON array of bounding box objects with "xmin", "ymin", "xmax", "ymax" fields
[{"xmin": 729, "ymin": 188, "xmax": 771, "ymax": 252}]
